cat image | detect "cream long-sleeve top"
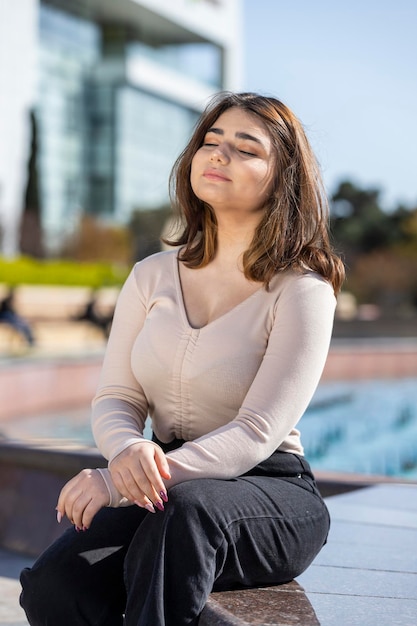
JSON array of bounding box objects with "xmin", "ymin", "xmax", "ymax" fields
[{"xmin": 92, "ymin": 249, "xmax": 336, "ymax": 507}]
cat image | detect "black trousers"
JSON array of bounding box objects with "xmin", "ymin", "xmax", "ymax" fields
[{"xmin": 20, "ymin": 442, "xmax": 330, "ymax": 626}]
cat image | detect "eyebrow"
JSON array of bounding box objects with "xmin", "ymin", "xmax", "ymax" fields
[{"xmin": 207, "ymin": 126, "xmax": 264, "ymax": 147}]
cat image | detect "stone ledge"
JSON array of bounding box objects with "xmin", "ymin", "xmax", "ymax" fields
[
  {"xmin": 0, "ymin": 438, "xmax": 106, "ymax": 477},
  {"xmin": 200, "ymin": 584, "xmax": 320, "ymax": 625}
]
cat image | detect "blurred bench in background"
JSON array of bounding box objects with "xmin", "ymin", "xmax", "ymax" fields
[{"xmin": 0, "ymin": 284, "xmax": 119, "ymax": 355}]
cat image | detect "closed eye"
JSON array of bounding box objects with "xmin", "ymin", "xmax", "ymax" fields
[{"xmin": 239, "ymin": 150, "xmax": 257, "ymax": 156}]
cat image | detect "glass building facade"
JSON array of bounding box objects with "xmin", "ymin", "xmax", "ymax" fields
[
  {"xmin": 114, "ymin": 89, "xmax": 198, "ymax": 218},
  {"xmin": 37, "ymin": 5, "xmax": 100, "ymax": 244},
  {"xmin": 32, "ymin": 0, "xmax": 238, "ymax": 251}
]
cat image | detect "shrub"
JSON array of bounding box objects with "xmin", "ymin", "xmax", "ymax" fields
[{"xmin": 0, "ymin": 256, "xmax": 128, "ymax": 288}]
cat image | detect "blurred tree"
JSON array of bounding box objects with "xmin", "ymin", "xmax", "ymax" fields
[
  {"xmin": 346, "ymin": 249, "xmax": 417, "ymax": 313},
  {"xmin": 129, "ymin": 206, "xmax": 173, "ymax": 261},
  {"xmin": 20, "ymin": 109, "xmax": 44, "ymax": 258},
  {"xmin": 398, "ymin": 206, "xmax": 417, "ymax": 252},
  {"xmin": 330, "ymin": 180, "xmax": 417, "ymax": 314},
  {"xmin": 330, "ymin": 181, "xmax": 398, "ymax": 265},
  {"xmin": 62, "ymin": 215, "xmax": 132, "ymax": 265}
]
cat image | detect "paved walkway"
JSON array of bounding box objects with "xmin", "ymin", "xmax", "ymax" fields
[{"xmin": 0, "ymin": 549, "xmax": 32, "ymax": 625}]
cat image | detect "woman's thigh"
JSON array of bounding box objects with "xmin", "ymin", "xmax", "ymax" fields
[{"xmin": 167, "ymin": 473, "xmax": 330, "ymax": 590}]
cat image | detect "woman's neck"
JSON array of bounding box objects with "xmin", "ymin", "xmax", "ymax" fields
[
  {"xmin": 216, "ymin": 210, "xmax": 260, "ymax": 247},
  {"xmin": 213, "ymin": 223, "xmax": 256, "ymax": 273}
]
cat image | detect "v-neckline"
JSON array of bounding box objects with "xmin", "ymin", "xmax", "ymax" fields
[{"xmin": 173, "ymin": 250, "xmax": 264, "ymax": 331}]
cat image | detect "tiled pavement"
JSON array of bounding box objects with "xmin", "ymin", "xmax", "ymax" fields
[{"xmin": 0, "ymin": 549, "xmax": 32, "ymax": 626}]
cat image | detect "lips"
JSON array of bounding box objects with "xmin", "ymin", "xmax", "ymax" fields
[{"xmin": 203, "ymin": 168, "xmax": 231, "ymax": 182}]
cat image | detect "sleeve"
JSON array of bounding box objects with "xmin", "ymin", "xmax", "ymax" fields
[
  {"xmin": 164, "ymin": 273, "xmax": 336, "ymax": 487},
  {"xmin": 96, "ymin": 467, "xmax": 132, "ymax": 508},
  {"xmin": 91, "ymin": 264, "xmax": 159, "ymax": 462}
]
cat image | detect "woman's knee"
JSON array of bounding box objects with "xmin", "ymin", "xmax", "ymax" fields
[
  {"xmin": 20, "ymin": 560, "xmax": 73, "ymax": 623},
  {"xmin": 20, "ymin": 548, "xmax": 125, "ymax": 626}
]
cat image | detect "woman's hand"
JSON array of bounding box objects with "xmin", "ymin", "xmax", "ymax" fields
[
  {"xmin": 109, "ymin": 442, "xmax": 171, "ymax": 512},
  {"xmin": 56, "ymin": 469, "xmax": 110, "ymax": 530}
]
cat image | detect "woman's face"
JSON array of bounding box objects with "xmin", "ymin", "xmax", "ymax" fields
[{"xmin": 190, "ymin": 107, "xmax": 275, "ymax": 220}]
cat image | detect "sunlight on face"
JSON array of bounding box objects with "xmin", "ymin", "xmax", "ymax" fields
[{"xmin": 191, "ymin": 107, "xmax": 275, "ymax": 219}]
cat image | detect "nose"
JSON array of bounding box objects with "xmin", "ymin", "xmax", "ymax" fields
[{"xmin": 209, "ymin": 144, "xmax": 229, "ymax": 163}]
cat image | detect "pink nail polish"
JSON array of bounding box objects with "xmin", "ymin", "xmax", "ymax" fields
[
  {"xmin": 56, "ymin": 510, "xmax": 62, "ymax": 523},
  {"xmin": 75, "ymin": 526, "xmax": 81, "ymax": 533},
  {"xmin": 160, "ymin": 491, "xmax": 168, "ymax": 502},
  {"xmin": 145, "ymin": 503, "xmax": 156, "ymax": 513},
  {"xmin": 155, "ymin": 500, "xmax": 164, "ymax": 512}
]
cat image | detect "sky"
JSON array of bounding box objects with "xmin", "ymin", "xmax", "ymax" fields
[{"xmin": 242, "ymin": 0, "xmax": 417, "ymax": 210}]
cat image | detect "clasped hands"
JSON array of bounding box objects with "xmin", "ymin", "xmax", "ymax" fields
[{"xmin": 56, "ymin": 442, "xmax": 171, "ymax": 531}]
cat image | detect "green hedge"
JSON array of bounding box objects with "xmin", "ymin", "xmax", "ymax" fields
[{"xmin": 0, "ymin": 257, "xmax": 129, "ymax": 288}]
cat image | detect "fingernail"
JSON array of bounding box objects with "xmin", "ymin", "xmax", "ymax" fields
[
  {"xmin": 75, "ymin": 526, "xmax": 81, "ymax": 533},
  {"xmin": 160, "ymin": 491, "xmax": 168, "ymax": 502},
  {"xmin": 82, "ymin": 526, "xmax": 89, "ymax": 532},
  {"xmin": 155, "ymin": 500, "xmax": 164, "ymax": 512},
  {"xmin": 56, "ymin": 510, "xmax": 62, "ymax": 523},
  {"xmin": 134, "ymin": 500, "xmax": 156, "ymax": 513}
]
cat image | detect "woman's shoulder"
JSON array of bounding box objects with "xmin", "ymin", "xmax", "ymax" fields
[
  {"xmin": 270, "ymin": 268, "xmax": 335, "ymax": 303},
  {"xmin": 271, "ymin": 267, "xmax": 332, "ymax": 288},
  {"xmin": 119, "ymin": 250, "xmax": 179, "ymax": 299},
  {"xmin": 131, "ymin": 249, "xmax": 178, "ymax": 278}
]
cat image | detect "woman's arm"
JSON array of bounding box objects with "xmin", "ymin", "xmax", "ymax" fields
[
  {"xmin": 91, "ymin": 266, "xmax": 149, "ymax": 459},
  {"xmin": 91, "ymin": 263, "xmax": 170, "ymax": 509}
]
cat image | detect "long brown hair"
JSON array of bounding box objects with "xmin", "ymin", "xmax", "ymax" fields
[{"xmin": 164, "ymin": 92, "xmax": 345, "ymax": 294}]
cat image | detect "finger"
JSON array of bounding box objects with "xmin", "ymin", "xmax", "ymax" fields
[
  {"xmin": 57, "ymin": 485, "xmax": 80, "ymax": 524},
  {"xmin": 62, "ymin": 487, "xmax": 86, "ymax": 527},
  {"xmin": 135, "ymin": 499, "xmax": 156, "ymax": 513},
  {"xmin": 56, "ymin": 469, "xmax": 93, "ymax": 521},
  {"xmin": 111, "ymin": 467, "xmax": 154, "ymax": 505},
  {"xmin": 81, "ymin": 498, "xmax": 106, "ymax": 529},
  {"xmin": 109, "ymin": 446, "xmax": 168, "ymax": 506},
  {"xmin": 113, "ymin": 468, "xmax": 163, "ymax": 512},
  {"xmin": 141, "ymin": 468, "xmax": 167, "ymax": 507},
  {"xmin": 57, "ymin": 470, "xmax": 109, "ymax": 528},
  {"xmin": 56, "ymin": 476, "xmax": 79, "ymax": 520},
  {"xmin": 135, "ymin": 446, "xmax": 171, "ymax": 499},
  {"xmin": 130, "ymin": 461, "xmax": 165, "ymax": 507},
  {"xmin": 154, "ymin": 447, "xmax": 171, "ymax": 481},
  {"xmin": 71, "ymin": 494, "xmax": 93, "ymax": 529},
  {"xmin": 110, "ymin": 468, "xmax": 154, "ymax": 511},
  {"xmin": 61, "ymin": 475, "xmax": 94, "ymax": 525}
]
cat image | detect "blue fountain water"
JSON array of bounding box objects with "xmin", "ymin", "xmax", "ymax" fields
[{"xmin": 302, "ymin": 377, "xmax": 417, "ymax": 479}]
